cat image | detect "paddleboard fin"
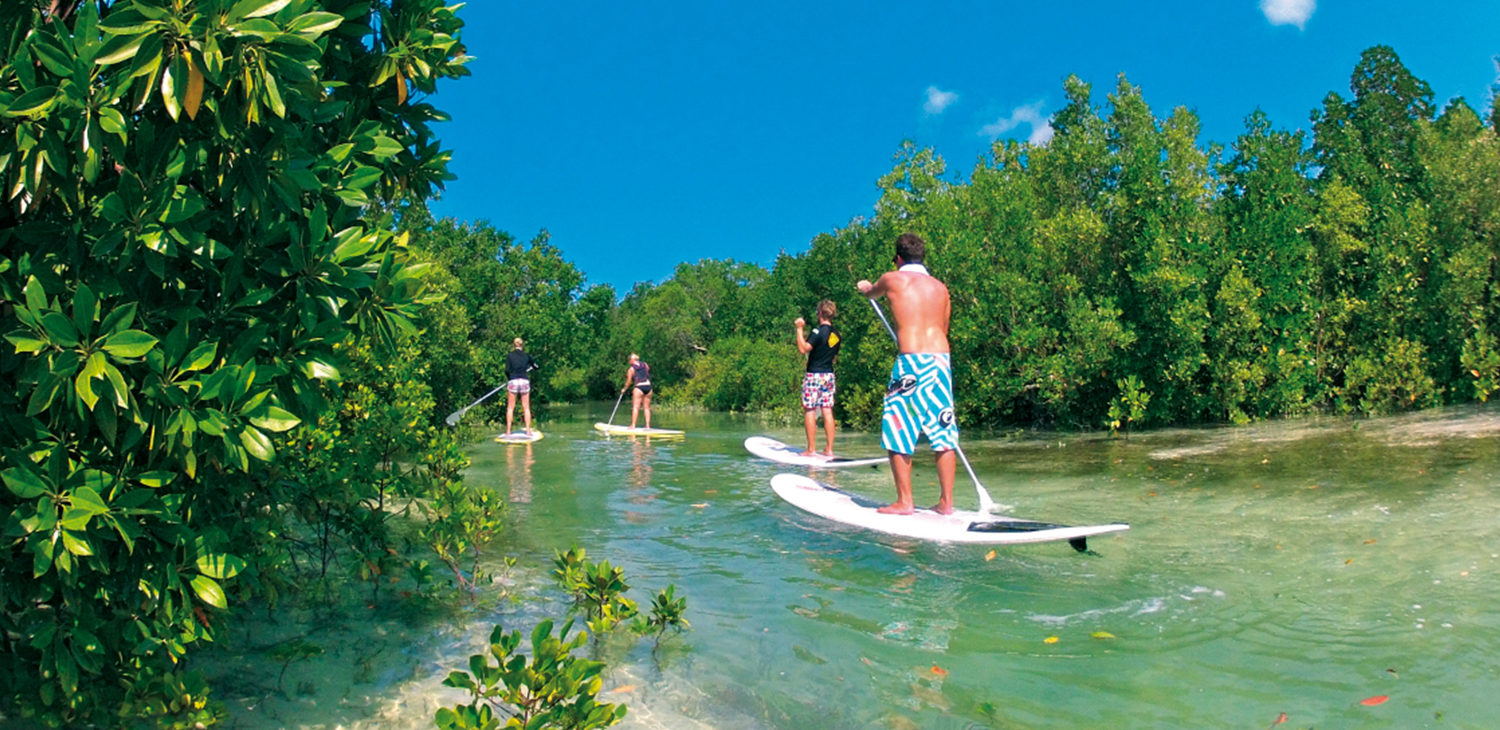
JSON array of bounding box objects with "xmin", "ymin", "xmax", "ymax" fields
[{"xmin": 1068, "ymin": 537, "xmax": 1087, "ymax": 553}]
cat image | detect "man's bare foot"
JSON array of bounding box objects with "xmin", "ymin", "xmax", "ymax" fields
[
  {"xmin": 799, "ymin": 449, "xmax": 819, "ymax": 457},
  {"xmin": 927, "ymin": 502, "xmax": 954, "ymax": 515},
  {"xmin": 877, "ymin": 502, "xmax": 915, "ymax": 515},
  {"xmin": 822, "ymin": 449, "xmax": 835, "ymax": 457}
]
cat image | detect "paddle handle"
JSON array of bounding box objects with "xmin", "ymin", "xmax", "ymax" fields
[{"xmin": 866, "ymin": 299, "xmax": 998, "ymax": 514}]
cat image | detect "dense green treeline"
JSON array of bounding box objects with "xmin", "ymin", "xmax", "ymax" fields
[{"xmin": 433, "ymin": 45, "xmax": 1498, "ymax": 432}]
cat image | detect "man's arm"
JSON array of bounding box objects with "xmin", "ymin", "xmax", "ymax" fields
[
  {"xmin": 794, "ymin": 318, "xmax": 813, "ymax": 355},
  {"xmin": 856, "ymin": 272, "xmax": 894, "ymax": 299}
]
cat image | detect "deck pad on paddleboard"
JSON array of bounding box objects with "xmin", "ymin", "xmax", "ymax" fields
[
  {"xmin": 593, "ymin": 423, "xmax": 685, "ymax": 437},
  {"xmin": 745, "ymin": 437, "xmax": 885, "ymax": 468},
  {"xmin": 494, "ymin": 431, "xmax": 544, "ymax": 444},
  {"xmin": 771, "ymin": 473, "xmax": 1128, "ymax": 547}
]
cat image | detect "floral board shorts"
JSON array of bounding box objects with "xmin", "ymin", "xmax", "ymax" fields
[
  {"xmin": 880, "ymin": 353, "xmax": 958, "ymax": 455},
  {"xmin": 506, "ymin": 378, "xmax": 531, "ymax": 394},
  {"xmin": 801, "ymin": 372, "xmax": 836, "ymax": 410}
]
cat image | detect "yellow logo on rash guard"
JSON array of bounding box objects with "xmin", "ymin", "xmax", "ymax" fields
[{"xmin": 827, "ymin": 333, "xmax": 840, "ymax": 347}]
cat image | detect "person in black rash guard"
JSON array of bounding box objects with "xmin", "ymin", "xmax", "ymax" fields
[
  {"xmin": 504, "ymin": 338, "xmax": 540, "ymax": 436},
  {"xmin": 794, "ymin": 300, "xmax": 841, "ymax": 456},
  {"xmin": 622, "ymin": 353, "xmax": 653, "ymax": 429}
]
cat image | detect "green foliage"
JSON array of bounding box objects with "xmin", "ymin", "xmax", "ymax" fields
[
  {"xmin": 436, "ymin": 619, "xmax": 627, "ymax": 730},
  {"xmin": 550, "ymin": 547, "xmax": 637, "ymax": 634},
  {"xmin": 675, "ymin": 335, "xmax": 804, "ymax": 415},
  {"xmin": 632, "ymin": 584, "xmax": 689, "ymax": 646},
  {"xmin": 1106, "ymin": 376, "xmax": 1151, "ymax": 435},
  {"xmin": 550, "ymin": 547, "xmax": 688, "ymax": 644},
  {"xmin": 0, "ymin": 0, "xmax": 470, "ymax": 724}
]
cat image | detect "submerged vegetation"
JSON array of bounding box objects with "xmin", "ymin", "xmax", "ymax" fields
[{"xmin": 0, "ymin": 0, "xmax": 1494, "ymax": 727}]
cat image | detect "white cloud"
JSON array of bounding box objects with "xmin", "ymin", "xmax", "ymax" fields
[
  {"xmin": 924, "ymin": 86, "xmax": 959, "ymax": 115},
  {"xmin": 979, "ymin": 101, "xmax": 1054, "ymax": 146},
  {"xmin": 1261, "ymin": 0, "xmax": 1315, "ymax": 30}
]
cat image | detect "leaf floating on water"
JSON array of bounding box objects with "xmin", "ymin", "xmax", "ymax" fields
[
  {"xmin": 608, "ymin": 685, "xmax": 636, "ymax": 693},
  {"xmin": 1043, "ymin": 636, "xmax": 1059, "ymax": 644},
  {"xmin": 691, "ymin": 503, "xmax": 709, "ymax": 508},
  {"xmin": 1269, "ymin": 711, "xmax": 1287, "ymax": 728},
  {"xmin": 1091, "ymin": 631, "xmax": 1116, "ymax": 640},
  {"xmin": 1346, "ymin": 559, "xmax": 1354, "ymax": 565},
  {"xmin": 1360, "ymin": 695, "xmax": 1389, "ymax": 706},
  {"xmin": 1386, "ymin": 668, "xmax": 1398, "ymax": 678},
  {"xmin": 860, "ymin": 656, "xmax": 874, "ymax": 666},
  {"xmin": 1365, "ymin": 539, "xmax": 1377, "ymax": 544},
  {"xmin": 930, "ymin": 665, "xmax": 948, "ymax": 676},
  {"xmin": 792, "ymin": 645, "xmax": 828, "ymax": 665},
  {"xmin": 984, "ymin": 550, "xmax": 996, "ymax": 561}
]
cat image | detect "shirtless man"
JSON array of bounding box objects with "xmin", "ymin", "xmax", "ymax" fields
[{"xmin": 857, "ymin": 232, "xmax": 957, "ymax": 515}]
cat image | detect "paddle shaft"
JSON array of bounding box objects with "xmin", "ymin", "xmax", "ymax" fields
[
  {"xmin": 445, "ymin": 384, "xmax": 506, "ymax": 426},
  {"xmin": 866, "ymin": 298, "xmax": 997, "ymax": 514},
  {"xmin": 606, "ymin": 387, "xmax": 627, "ymax": 425}
]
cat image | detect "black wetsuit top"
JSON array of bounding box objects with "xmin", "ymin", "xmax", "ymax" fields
[
  {"xmin": 506, "ymin": 350, "xmax": 539, "ymax": 381},
  {"xmin": 805, "ymin": 324, "xmax": 840, "ymax": 374}
]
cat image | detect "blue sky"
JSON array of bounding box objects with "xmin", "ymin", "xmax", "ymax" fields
[{"xmin": 428, "ymin": 1, "xmax": 1500, "ymax": 295}]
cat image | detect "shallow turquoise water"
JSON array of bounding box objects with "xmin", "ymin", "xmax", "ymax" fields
[
  {"xmin": 444, "ymin": 406, "xmax": 1500, "ymax": 730},
  {"xmin": 38, "ymin": 405, "xmax": 1500, "ymax": 730}
]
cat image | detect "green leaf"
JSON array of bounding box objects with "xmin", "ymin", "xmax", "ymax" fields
[
  {"xmin": 137, "ymin": 471, "xmax": 175, "ymax": 488},
  {"xmin": 239, "ymin": 426, "xmax": 274, "ymax": 461},
  {"xmin": 342, "ymin": 164, "xmax": 383, "ymax": 190},
  {"xmin": 234, "ymin": 0, "xmax": 293, "ymax": 20},
  {"xmin": 369, "ymin": 135, "xmax": 404, "ymax": 160},
  {"xmin": 102, "ymin": 330, "xmax": 158, "ymax": 358},
  {"xmin": 249, "ymin": 406, "xmax": 300, "ymax": 432},
  {"xmin": 40, "ymin": 312, "xmax": 80, "ymax": 347},
  {"xmin": 196, "ymin": 553, "xmax": 247, "ymax": 580},
  {"xmin": 72, "ymin": 284, "xmax": 98, "ymax": 340},
  {"xmin": 61, "ymin": 530, "xmax": 94, "ymax": 556},
  {"xmin": 24, "ymin": 276, "xmax": 48, "ymax": 315},
  {"xmin": 6, "ymin": 333, "xmax": 49, "ymax": 353},
  {"xmin": 31, "ymin": 38, "xmax": 75, "ymax": 78},
  {"xmin": 300, "ymin": 360, "xmax": 340, "ymax": 380},
  {"xmin": 190, "ymin": 575, "xmax": 228, "ymax": 609},
  {"xmin": 287, "ymin": 12, "xmax": 344, "ymax": 36},
  {"xmin": 95, "ymin": 32, "xmax": 154, "ymax": 66},
  {"xmin": 3, "ymin": 467, "xmax": 50, "ymax": 499},
  {"xmin": 181, "ymin": 341, "xmax": 217, "ymax": 371},
  {"xmin": 71, "ymin": 486, "xmax": 109, "ymax": 514},
  {"xmin": 5, "ymin": 86, "xmax": 59, "ymax": 116},
  {"xmin": 76, "ymin": 366, "xmax": 100, "ymax": 411}
]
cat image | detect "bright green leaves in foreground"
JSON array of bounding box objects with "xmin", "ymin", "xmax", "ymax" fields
[{"xmin": 1, "ymin": 1, "xmax": 470, "ymax": 726}]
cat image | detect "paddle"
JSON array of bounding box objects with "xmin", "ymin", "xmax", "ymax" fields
[
  {"xmin": 444, "ymin": 384, "xmax": 506, "ymax": 427},
  {"xmin": 867, "ymin": 299, "xmax": 1002, "ymax": 514},
  {"xmin": 605, "ymin": 387, "xmax": 627, "ymax": 426}
]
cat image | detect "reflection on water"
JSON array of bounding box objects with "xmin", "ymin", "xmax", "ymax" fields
[
  {"xmin": 506, "ymin": 442, "xmax": 534, "ymax": 503},
  {"xmin": 36, "ymin": 405, "xmax": 1498, "ymax": 730}
]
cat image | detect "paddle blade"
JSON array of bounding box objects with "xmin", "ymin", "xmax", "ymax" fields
[{"xmin": 444, "ymin": 409, "xmax": 465, "ymax": 426}]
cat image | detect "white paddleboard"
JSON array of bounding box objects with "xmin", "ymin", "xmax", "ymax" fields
[
  {"xmin": 745, "ymin": 436, "xmax": 886, "ymax": 468},
  {"xmin": 771, "ymin": 473, "xmax": 1129, "ymax": 550},
  {"xmin": 494, "ymin": 430, "xmax": 544, "ymax": 444},
  {"xmin": 593, "ymin": 423, "xmax": 685, "ymax": 437}
]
